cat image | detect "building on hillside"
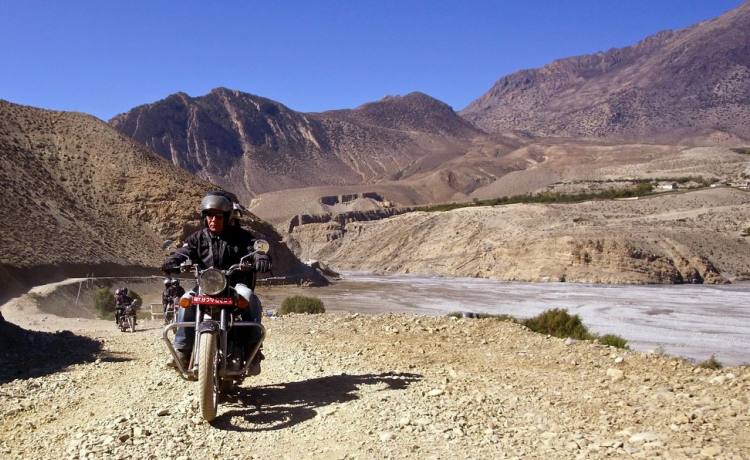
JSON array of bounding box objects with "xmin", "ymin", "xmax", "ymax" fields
[{"xmin": 657, "ymin": 182, "xmax": 678, "ymax": 191}]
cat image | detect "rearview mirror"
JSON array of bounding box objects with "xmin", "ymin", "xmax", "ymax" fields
[{"xmin": 253, "ymin": 239, "xmax": 270, "ymax": 254}]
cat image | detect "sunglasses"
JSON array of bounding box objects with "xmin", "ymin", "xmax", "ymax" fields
[{"xmin": 205, "ymin": 212, "xmax": 225, "ymax": 219}]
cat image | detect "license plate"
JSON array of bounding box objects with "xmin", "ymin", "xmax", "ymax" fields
[{"xmin": 192, "ymin": 295, "xmax": 234, "ymax": 306}]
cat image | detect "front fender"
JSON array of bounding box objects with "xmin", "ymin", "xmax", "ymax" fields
[{"xmin": 198, "ymin": 320, "xmax": 220, "ymax": 335}]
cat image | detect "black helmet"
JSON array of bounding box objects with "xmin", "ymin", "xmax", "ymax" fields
[
  {"xmin": 116, "ymin": 287, "xmax": 128, "ymax": 296},
  {"xmin": 171, "ymin": 279, "xmax": 180, "ymax": 286}
]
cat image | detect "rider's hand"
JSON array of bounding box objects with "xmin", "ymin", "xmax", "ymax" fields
[
  {"xmin": 161, "ymin": 262, "xmax": 179, "ymax": 274},
  {"xmin": 254, "ymin": 254, "xmax": 271, "ymax": 273}
]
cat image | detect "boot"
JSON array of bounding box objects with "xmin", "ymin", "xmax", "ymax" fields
[
  {"xmin": 167, "ymin": 349, "xmax": 190, "ymax": 370},
  {"xmin": 248, "ymin": 350, "xmax": 264, "ymax": 376}
]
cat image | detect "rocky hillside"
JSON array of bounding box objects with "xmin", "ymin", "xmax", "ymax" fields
[
  {"xmin": 288, "ymin": 188, "xmax": 750, "ymax": 284},
  {"xmin": 109, "ymin": 89, "xmax": 480, "ymax": 202},
  {"xmin": 248, "ymin": 141, "xmax": 750, "ymax": 233},
  {"xmin": 0, "ymin": 100, "xmax": 321, "ymax": 303},
  {"xmin": 462, "ymin": 1, "xmax": 750, "ymax": 143}
]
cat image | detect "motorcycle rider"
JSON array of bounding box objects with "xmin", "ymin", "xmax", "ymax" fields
[
  {"xmin": 162, "ymin": 278, "xmax": 185, "ymax": 311},
  {"xmin": 162, "ymin": 191, "xmax": 271, "ymax": 372},
  {"xmin": 114, "ymin": 287, "xmax": 133, "ymax": 325}
]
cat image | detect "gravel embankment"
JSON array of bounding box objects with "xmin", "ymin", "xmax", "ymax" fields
[{"xmin": 1, "ymin": 292, "xmax": 749, "ymax": 459}]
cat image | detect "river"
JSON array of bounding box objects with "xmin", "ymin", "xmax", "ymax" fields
[{"xmin": 260, "ymin": 273, "xmax": 750, "ymax": 366}]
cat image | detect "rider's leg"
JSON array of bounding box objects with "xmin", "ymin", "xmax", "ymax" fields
[
  {"xmin": 243, "ymin": 295, "xmax": 264, "ymax": 374},
  {"xmin": 237, "ymin": 294, "xmax": 263, "ymax": 343}
]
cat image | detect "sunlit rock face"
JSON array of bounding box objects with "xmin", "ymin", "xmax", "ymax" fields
[
  {"xmin": 110, "ymin": 88, "xmax": 481, "ymax": 203},
  {"xmin": 288, "ymin": 188, "xmax": 750, "ymax": 285}
]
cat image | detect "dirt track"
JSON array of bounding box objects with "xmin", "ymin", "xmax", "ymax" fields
[{"xmin": 1, "ymin": 284, "xmax": 749, "ymax": 459}]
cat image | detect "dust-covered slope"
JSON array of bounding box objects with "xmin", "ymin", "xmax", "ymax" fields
[
  {"xmin": 0, "ymin": 100, "xmax": 208, "ymax": 266},
  {"xmin": 0, "ymin": 100, "xmax": 321, "ymax": 301},
  {"xmin": 289, "ymin": 188, "xmax": 750, "ymax": 284}
]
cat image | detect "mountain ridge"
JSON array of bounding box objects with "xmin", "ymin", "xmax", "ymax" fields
[
  {"xmin": 461, "ymin": 1, "xmax": 750, "ymax": 143},
  {"xmin": 109, "ymin": 88, "xmax": 481, "ymax": 202}
]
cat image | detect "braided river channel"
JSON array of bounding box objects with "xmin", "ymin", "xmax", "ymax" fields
[{"xmin": 261, "ymin": 273, "xmax": 750, "ymax": 366}]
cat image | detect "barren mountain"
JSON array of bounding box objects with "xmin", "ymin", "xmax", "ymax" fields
[
  {"xmin": 0, "ymin": 100, "xmax": 320, "ymax": 303},
  {"xmin": 109, "ymin": 89, "xmax": 480, "ymax": 202},
  {"xmin": 462, "ymin": 1, "xmax": 750, "ymax": 143}
]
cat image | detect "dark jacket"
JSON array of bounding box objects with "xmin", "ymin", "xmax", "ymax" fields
[
  {"xmin": 162, "ymin": 227, "xmax": 258, "ymax": 287},
  {"xmin": 115, "ymin": 294, "xmax": 133, "ymax": 309}
]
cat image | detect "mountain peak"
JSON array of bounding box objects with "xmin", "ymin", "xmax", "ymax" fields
[{"xmin": 461, "ymin": 2, "xmax": 750, "ymax": 143}]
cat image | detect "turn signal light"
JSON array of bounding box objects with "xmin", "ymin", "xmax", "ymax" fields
[
  {"xmin": 179, "ymin": 296, "xmax": 192, "ymax": 308},
  {"xmin": 236, "ymin": 295, "xmax": 249, "ymax": 309}
]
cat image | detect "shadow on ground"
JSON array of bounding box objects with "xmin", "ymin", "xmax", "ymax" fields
[
  {"xmin": 0, "ymin": 319, "xmax": 103, "ymax": 384},
  {"xmin": 214, "ymin": 372, "xmax": 422, "ymax": 431}
]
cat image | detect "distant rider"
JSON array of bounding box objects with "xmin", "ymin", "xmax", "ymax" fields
[
  {"xmin": 114, "ymin": 287, "xmax": 133, "ymax": 325},
  {"xmin": 161, "ymin": 191, "xmax": 270, "ymax": 372},
  {"xmin": 162, "ymin": 278, "xmax": 185, "ymax": 310}
]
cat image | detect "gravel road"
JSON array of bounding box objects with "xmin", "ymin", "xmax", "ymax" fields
[{"xmin": 1, "ymin": 286, "xmax": 749, "ymax": 459}]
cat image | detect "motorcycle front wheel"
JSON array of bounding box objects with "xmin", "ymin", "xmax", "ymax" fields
[{"xmin": 198, "ymin": 332, "xmax": 219, "ymax": 421}]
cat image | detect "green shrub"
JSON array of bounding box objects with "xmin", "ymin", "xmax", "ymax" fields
[
  {"xmin": 698, "ymin": 354, "xmax": 723, "ymax": 370},
  {"xmin": 94, "ymin": 288, "xmax": 114, "ymax": 319},
  {"xmin": 523, "ymin": 308, "xmax": 593, "ymax": 340},
  {"xmin": 128, "ymin": 290, "xmax": 142, "ymax": 308},
  {"xmin": 598, "ymin": 334, "xmax": 629, "ymax": 349},
  {"xmin": 279, "ymin": 295, "xmax": 326, "ymax": 315},
  {"xmin": 418, "ymin": 183, "xmax": 655, "ymax": 213}
]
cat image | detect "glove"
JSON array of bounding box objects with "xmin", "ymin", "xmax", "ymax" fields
[
  {"xmin": 161, "ymin": 262, "xmax": 179, "ymax": 274},
  {"xmin": 254, "ymin": 253, "xmax": 271, "ymax": 273}
]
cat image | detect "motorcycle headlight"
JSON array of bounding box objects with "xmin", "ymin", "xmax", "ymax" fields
[{"xmin": 199, "ymin": 268, "xmax": 227, "ymax": 296}]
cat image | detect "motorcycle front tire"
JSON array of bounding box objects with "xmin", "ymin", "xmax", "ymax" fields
[{"xmin": 198, "ymin": 332, "xmax": 219, "ymax": 422}]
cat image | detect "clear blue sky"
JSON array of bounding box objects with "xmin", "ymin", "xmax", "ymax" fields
[{"xmin": 0, "ymin": 0, "xmax": 742, "ymax": 120}]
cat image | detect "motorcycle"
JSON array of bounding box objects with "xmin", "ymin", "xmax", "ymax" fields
[
  {"xmin": 117, "ymin": 302, "xmax": 137, "ymax": 333},
  {"xmin": 162, "ymin": 239, "xmax": 268, "ymax": 422}
]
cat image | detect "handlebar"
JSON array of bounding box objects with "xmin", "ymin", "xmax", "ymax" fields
[{"xmin": 176, "ymin": 250, "xmax": 263, "ymax": 276}]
